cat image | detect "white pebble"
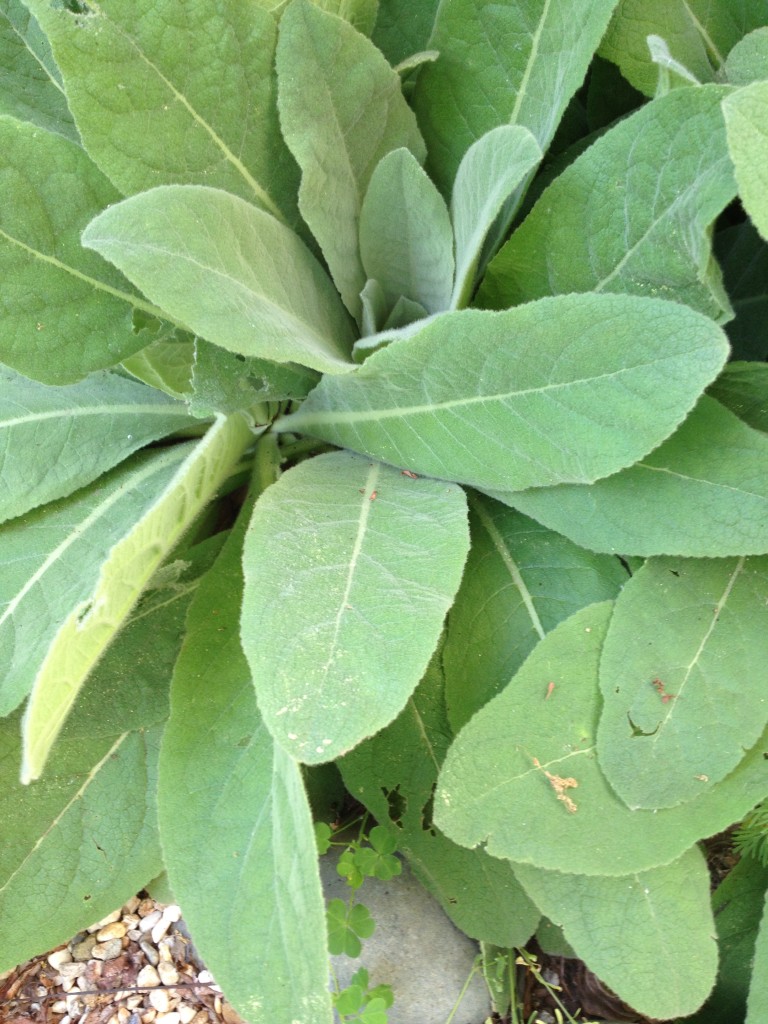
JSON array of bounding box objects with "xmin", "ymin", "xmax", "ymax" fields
[
  {"xmin": 92, "ymin": 938, "xmax": 123, "ymax": 961},
  {"xmin": 151, "ymin": 916, "xmax": 172, "ymax": 944},
  {"xmin": 157, "ymin": 939, "xmax": 173, "ymax": 962},
  {"xmin": 163, "ymin": 904, "xmax": 182, "ymax": 922},
  {"xmin": 89, "ymin": 909, "xmax": 121, "ymax": 933},
  {"xmin": 127, "ymin": 929, "xmax": 142, "ymax": 941},
  {"xmin": 177, "ymin": 1007, "xmax": 197, "ymax": 1024},
  {"xmin": 140, "ymin": 939, "xmax": 160, "ymax": 965},
  {"xmin": 126, "ymin": 996, "xmax": 144, "ymax": 1010},
  {"xmin": 122, "ymin": 914, "xmax": 140, "ymax": 929},
  {"xmin": 137, "ymin": 964, "xmax": 161, "ymax": 988},
  {"xmin": 139, "ymin": 910, "xmax": 162, "ymax": 933},
  {"xmin": 158, "ymin": 962, "xmax": 179, "ymax": 987},
  {"xmin": 197, "ymin": 970, "xmax": 215, "ymax": 985},
  {"xmin": 141, "ymin": 1012, "xmax": 157, "ymax": 1024},
  {"xmin": 51, "ymin": 1000, "xmax": 68, "ymax": 1014},
  {"xmin": 123, "ymin": 896, "xmax": 141, "ymax": 914},
  {"xmin": 156, "ymin": 1013, "xmax": 181, "ymax": 1024},
  {"xmin": 149, "ymin": 988, "xmax": 170, "ymax": 1013},
  {"xmin": 59, "ymin": 962, "xmax": 85, "ymax": 980},
  {"xmin": 97, "ymin": 921, "xmax": 127, "ymax": 941},
  {"xmin": 47, "ymin": 948, "xmax": 73, "ymax": 970}
]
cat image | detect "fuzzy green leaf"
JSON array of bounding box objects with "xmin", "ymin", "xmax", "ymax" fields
[
  {"xmin": 598, "ymin": 556, "xmax": 768, "ymax": 808},
  {"xmin": 507, "ymin": 397, "xmax": 768, "ymax": 556},
  {"xmin": 747, "ymin": 890, "xmax": 768, "ymax": 1023},
  {"xmin": 725, "ymin": 27, "xmax": 768, "ymax": 84},
  {"xmin": 241, "ymin": 451, "xmax": 469, "ymax": 763},
  {"xmin": 412, "ymin": 0, "xmax": 619, "ymax": 194},
  {"xmin": 159, "ymin": 514, "xmax": 332, "ymax": 1024},
  {"xmin": 513, "ymin": 848, "xmax": 717, "ymax": 1020},
  {"xmin": 479, "ymin": 86, "xmax": 736, "ymax": 321},
  {"xmin": 276, "ymin": 0, "xmax": 425, "ymax": 319},
  {"xmin": 359, "ymin": 148, "xmax": 453, "ymax": 316},
  {"xmin": 450, "ymin": 125, "xmax": 541, "ymax": 309},
  {"xmin": 443, "ymin": 494, "xmax": 627, "ymax": 731},
  {"xmin": 435, "ymin": 603, "xmax": 768, "ymax": 875},
  {"xmin": 0, "ymin": 0, "xmax": 76, "ymax": 140},
  {"xmin": 0, "ymin": 368, "xmax": 193, "ymax": 524},
  {"xmin": 371, "ymin": 0, "xmax": 439, "ymax": 66},
  {"xmin": 82, "ymin": 185, "xmax": 356, "ymax": 375},
  {"xmin": 600, "ymin": 0, "xmax": 768, "ymax": 96},
  {"xmin": 280, "ymin": 295, "xmax": 728, "ymax": 492},
  {"xmin": 21, "ymin": 413, "xmax": 253, "ymax": 782},
  {"xmin": 723, "ymin": 81, "xmax": 768, "ymax": 243},
  {"xmin": 708, "ymin": 362, "xmax": 768, "ymax": 433},
  {"xmin": 22, "ymin": 0, "xmax": 298, "ymax": 223},
  {"xmin": 0, "ymin": 116, "xmax": 158, "ymax": 383},
  {"xmin": 121, "ymin": 335, "xmax": 195, "ymax": 401},
  {"xmin": 339, "ymin": 646, "xmax": 541, "ymax": 947}
]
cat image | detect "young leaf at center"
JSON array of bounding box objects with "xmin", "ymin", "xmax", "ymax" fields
[{"xmin": 240, "ymin": 451, "xmax": 469, "ymax": 763}]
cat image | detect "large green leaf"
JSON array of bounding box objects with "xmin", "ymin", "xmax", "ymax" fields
[
  {"xmin": 82, "ymin": 185, "xmax": 356, "ymax": 375},
  {"xmin": 747, "ymin": 890, "xmax": 768, "ymax": 1023},
  {"xmin": 20, "ymin": 413, "xmax": 254, "ymax": 782},
  {"xmin": 279, "ymin": 295, "xmax": 728, "ymax": 491},
  {"xmin": 241, "ymin": 451, "xmax": 469, "ymax": 763},
  {"xmin": 723, "ymin": 82, "xmax": 768, "ymax": 243},
  {"xmin": 450, "ymin": 125, "xmax": 542, "ymax": 310},
  {"xmin": 435, "ymin": 603, "xmax": 768, "ymax": 875},
  {"xmin": 359, "ymin": 148, "xmax": 453, "ymax": 316},
  {"xmin": 708, "ymin": 362, "xmax": 768, "ymax": 433},
  {"xmin": 159, "ymin": 512, "xmax": 332, "ymax": 1024},
  {"xmin": 443, "ymin": 494, "xmax": 627, "ymax": 731},
  {"xmin": 599, "ymin": 0, "xmax": 768, "ymax": 96},
  {"xmin": 512, "ymin": 848, "xmax": 717, "ymax": 1020},
  {"xmin": 507, "ymin": 397, "xmax": 768, "ymax": 556},
  {"xmin": 22, "ymin": 0, "xmax": 298, "ymax": 222},
  {"xmin": 371, "ymin": 0, "xmax": 439, "ymax": 66},
  {"xmin": 725, "ymin": 27, "xmax": 768, "ymax": 84},
  {"xmin": 339, "ymin": 645, "xmax": 541, "ymax": 947},
  {"xmin": 412, "ymin": 0, "xmax": 619, "ymax": 195},
  {"xmin": 0, "ymin": 115, "xmax": 162, "ymax": 383},
  {"xmin": 598, "ymin": 556, "xmax": 768, "ymax": 808},
  {"xmin": 276, "ymin": 0, "xmax": 425, "ymax": 319},
  {"xmin": 0, "ymin": 0, "xmax": 76, "ymax": 140},
  {"xmin": 478, "ymin": 85, "xmax": 735, "ymax": 322},
  {"xmin": 0, "ymin": 367, "xmax": 193, "ymax": 524}
]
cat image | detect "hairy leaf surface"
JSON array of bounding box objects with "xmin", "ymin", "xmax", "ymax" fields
[
  {"xmin": 281, "ymin": 295, "xmax": 728, "ymax": 491},
  {"xmin": 507, "ymin": 397, "xmax": 768, "ymax": 556},
  {"xmin": 436, "ymin": 603, "xmax": 768, "ymax": 875},
  {"xmin": 723, "ymin": 81, "xmax": 768, "ymax": 242},
  {"xmin": 747, "ymin": 891, "xmax": 768, "ymax": 1023},
  {"xmin": 82, "ymin": 185, "xmax": 356, "ymax": 375},
  {"xmin": 241, "ymin": 451, "xmax": 469, "ymax": 763},
  {"xmin": 598, "ymin": 556, "xmax": 768, "ymax": 808},
  {"xmin": 513, "ymin": 849, "xmax": 717, "ymax": 1020}
]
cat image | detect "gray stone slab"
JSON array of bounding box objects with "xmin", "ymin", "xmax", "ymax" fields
[{"xmin": 320, "ymin": 849, "xmax": 491, "ymax": 1024}]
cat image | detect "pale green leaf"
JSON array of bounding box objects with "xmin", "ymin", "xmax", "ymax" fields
[
  {"xmin": 276, "ymin": 0, "xmax": 425, "ymax": 319},
  {"xmin": 339, "ymin": 646, "xmax": 541, "ymax": 947},
  {"xmin": 725, "ymin": 27, "xmax": 768, "ymax": 84},
  {"xmin": 0, "ymin": 367, "xmax": 193, "ymax": 524},
  {"xmin": 121, "ymin": 335, "xmax": 195, "ymax": 401},
  {"xmin": 435, "ymin": 603, "xmax": 768, "ymax": 875},
  {"xmin": 513, "ymin": 848, "xmax": 717, "ymax": 1020},
  {"xmin": 159, "ymin": 513, "xmax": 332, "ymax": 1024},
  {"xmin": 241, "ymin": 451, "xmax": 469, "ymax": 763},
  {"xmin": 82, "ymin": 185, "xmax": 356, "ymax": 375},
  {"xmin": 359, "ymin": 148, "xmax": 453, "ymax": 316},
  {"xmin": 190, "ymin": 339, "xmax": 318, "ymax": 418},
  {"xmin": 0, "ymin": 0, "xmax": 76, "ymax": 140},
  {"xmin": 443, "ymin": 494, "xmax": 627, "ymax": 731},
  {"xmin": 412, "ymin": 0, "xmax": 619, "ymax": 194},
  {"xmin": 708, "ymin": 362, "xmax": 768, "ymax": 433},
  {"xmin": 598, "ymin": 556, "xmax": 768, "ymax": 808},
  {"xmin": 279, "ymin": 295, "xmax": 728, "ymax": 492},
  {"xmin": 600, "ymin": 0, "xmax": 768, "ymax": 96},
  {"xmin": 450, "ymin": 126, "xmax": 542, "ymax": 310},
  {"xmin": 507, "ymin": 397, "xmax": 768, "ymax": 556},
  {"xmin": 22, "ymin": 0, "xmax": 299, "ymax": 223},
  {"xmin": 723, "ymin": 82, "xmax": 768, "ymax": 242},
  {"xmin": 21, "ymin": 412, "xmax": 254, "ymax": 782},
  {"xmin": 0, "ymin": 447, "xmax": 190, "ymax": 718},
  {"xmin": 747, "ymin": 890, "xmax": 768, "ymax": 1023},
  {"xmin": 479, "ymin": 86, "xmax": 736, "ymax": 322},
  {"xmin": 0, "ymin": 115, "xmax": 162, "ymax": 383},
  {"xmin": 312, "ymin": 0, "xmax": 378, "ymax": 34},
  {"xmin": 371, "ymin": 0, "xmax": 440, "ymax": 67}
]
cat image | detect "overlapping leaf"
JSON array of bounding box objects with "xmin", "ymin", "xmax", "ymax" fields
[
  {"xmin": 412, "ymin": 0, "xmax": 619, "ymax": 194},
  {"xmin": 159, "ymin": 513, "xmax": 332, "ymax": 1024},
  {"xmin": 747, "ymin": 891, "xmax": 768, "ymax": 1023},
  {"xmin": 280, "ymin": 295, "xmax": 728, "ymax": 491},
  {"xmin": 0, "ymin": 116, "xmax": 160, "ymax": 383},
  {"xmin": 21, "ymin": 413, "xmax": 254, "ymax": 782},
  {"xmin": 22, "ymin": 0, "xmax": 299, "ymax": 222},
  {"xmin": 339, "ymin": 646, "xmax": 541, "ymax": 947},
  {"xmin": 507, "ymin": 397, "xmax": 768, "ymax": 556},
  {"xmin": 82, "ymin": 185, "xmax": 356, "ymax": 375},
  {"xmin": 0, "ymin": 367, "xmax": 193, "ymax": 524},
  {"xmin": 725, "ymin": 28, "xmax": 768, "ymax": 84},
  {"xmin": 723, "ymin": 82, "xmax": 768, "ymax": 242},
  {"xmin": 276, "ymin": 0, "xmax": 425, "ymax": 319},
  {"xmin": 240, "ymin": 451, "xmax": 469, "ymax": 763},
  {"xmin": 598, "ymin": 556, "xmax": 768, "ymax": 808},
  {"xmin": 371, "ymin": 0, "xmax": 439, "ymax": 66},
  {"xmin": 443, "ymin": 494, "xmax": 627, "ymax": 731},
  {"xmin": 708, "ymin": 362, "xmax": 768, "ymax": 433},
  {"xmin": 435, "ymin": 603, "xmax": 768, "ymax": 875},
  {"xmin": 512, "ymin": 848, "xmax": 717, "ymax": 1020},
  {"xmin": 479, "ymin": 86, "xmax": 736, "ymax": 322}
]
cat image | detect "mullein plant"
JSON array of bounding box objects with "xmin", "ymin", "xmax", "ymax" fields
[{"xmin": 1, "ymin": 0, "xmax": 768, "ymax": 1021}]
